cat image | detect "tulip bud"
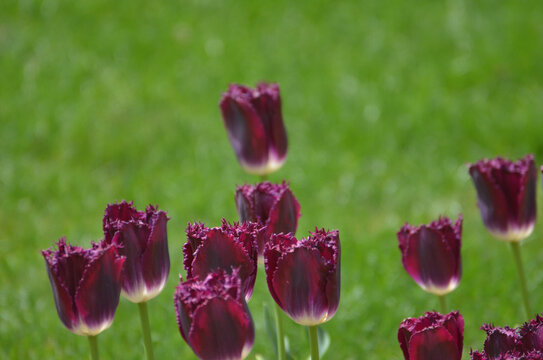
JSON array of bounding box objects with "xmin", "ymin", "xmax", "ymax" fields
[
  {"xmin": 174, "ymin": 270, "xmax": 255, "ymax": 360},
  {"xmin": 398, "ymin": 311, "xmax": 464, "ymax": 360},
  {"xmin": 42, "ymin": 238, "xmax": 125, "ymax": 336},
  {"xmin": 469, "ymin": 154, "xmax": 537, "ymax": 242},
  {"xmin": 103, "ymin": 201, "xmax": 170, "ymax": 303},
  {"xmin": 397, "ymin": 215, "xmax": 462, "ymax": 296},
  {"xmin": 220, "ymin": 83, "xmax": 288, "ymax": 175}
]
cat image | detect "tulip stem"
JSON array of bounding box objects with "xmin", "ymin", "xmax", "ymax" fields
[
  {"xmin": 308, "ymin": 325, "xmax": 319, "ymax": 360},
  {"xmin": 88, "ymin": 335, "xmax": 99, "ymax": 360},
  {"xmin": 274, "ymin": 303, "xmax": 286, "ymax": 360},
  {"xmin": 138, "ymin": 301, "xmax": 155, "ymax": 360},
  {"xmin": 510, "ymin": 242, "xmax": 532, "ymax": 318},
  {"xmin": 438, "ymin": 295, "xmax": 447, "ymax": 314}
]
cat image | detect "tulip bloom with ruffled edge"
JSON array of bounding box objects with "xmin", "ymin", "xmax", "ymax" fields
[
  {"xmin": 42, "ymin": 238, "xmax": 125, "ymax": 359},
  {"xmin": 264, "ymin": 228, "xmax": 340, "ymax": 326},
  {"xmin": 174, "ymin": 269, "xmax": 255, "ymax": 360},
  {"xmin": 468, "ymin": 154, "xmax": 537, "ymax": 242},
  {"xmin": 103, "ymin": 201, "xmax": 170, "ymax": 303},
  {"xmin": 103, "ymin": 201, "xmax": 170, "ymax": 360},
  {"xmin": 398, "ymin": 311, "xmax": 464, "ymax": 360},
  {"xmin": 236, "ymin": 181, "xmax": 301, "ymax": 260},
  {"xmin": 219, "ymin": 83, "xmax": 288, "ymax": 176},
  {"xmin": 397, "ymin": 215, "xmax": 462, "ymax": 301},
  {"xmin": 184, "ymin": 220, "xmax": 259, "ymax": 301}
]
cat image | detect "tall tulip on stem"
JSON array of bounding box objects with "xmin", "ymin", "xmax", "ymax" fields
[
  {"xmin": 103, "ymin": 202, "xmax": 171, "ymax": 360},
  {"xmin": 42, "ymin": 238, "xmax": 125, "ymax": 360},
  {"xmin": 469, "ymin": 155, "xmax": 537, "ymax": 318},
  {"xmin": 397, "ymin": 215, "xmax": 463, "ymax": 313},
  {"xmin": 264, "ymin": 229, "xmax": 340, "ymax": 360}
]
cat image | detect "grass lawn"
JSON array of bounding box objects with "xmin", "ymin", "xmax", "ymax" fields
[{"xmin": 2, "ymin": 0, "xmax": 543, "ymax": 358}]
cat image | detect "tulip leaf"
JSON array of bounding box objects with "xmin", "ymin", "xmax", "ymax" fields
[
  {"xmin": 263, "ymin": 304, "xmax": 278, "ymax": 355},
  {"xmin": 306, "ymin": 327, "xmax": 331, "ymax": 359}
]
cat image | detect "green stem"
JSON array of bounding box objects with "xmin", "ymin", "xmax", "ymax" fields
[
  {"xmin": 88, "ymin": 335, "xmax": 99, "ymax": 360},
  {"xmin": 274, "ymin": 303, "xmax": 286, "ymax": 360},
  {"xmin": 138, "ymin": 301, "xmax": 155, "ymax": 360},
  {"xmin": 438, "ymin": 295, "xmax": 447, "ymax": 314},
  {"xmin": 308, "ymin": 325, "xmax": 319, "ymax": 360},
  {"xmin": 510, "ymin": 242, "xmax": 532, "ymax": 318}
]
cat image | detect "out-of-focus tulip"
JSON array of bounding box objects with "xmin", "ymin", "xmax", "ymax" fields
[
  {"xmin": 219, "ymin": 83, "xmax": 288, "ymax": 175},
  {"xmin": 398, "ymin": 311, "xmax": 464, "ymax": 360},
  {"xmin": 103, "ymin": 201, "xmax": 170, "ymax": 303},
  {"xmin": 184, "ymin": 220, "xmax": 259, "ymax": 301},
  {"xmin": 471, "ymin": 315, "xmax": 543, "ymax": 359},
  {"xmin": 397, "ymin": 215, "xmax": 463, "ymax": 296},
  {"xmin": 264, "ymin": 228, "xmax": 340, "ymax": 326},
  {"xmin": 42, "ymin": 238, "xmax": 125, "ymax": 336},
  {"xmin": 469, "ymin": 155, "xmax": 537, "ymax": 242},
  {"xmin": 174, "ymin": 270, "xmax": 255, "ymax": 360},
  {"xmin": 236, "ymin": 181, "xmax": 301, "ymax": 260}
]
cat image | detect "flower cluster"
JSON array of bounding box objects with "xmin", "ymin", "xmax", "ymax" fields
[{"xmin": 471, "ymin": 315, "xmax": 543, "ymax": 359}]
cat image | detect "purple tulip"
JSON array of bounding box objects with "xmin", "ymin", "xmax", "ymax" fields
[
  {"xmin": 219, "ymin": 83, "xmax": 288, "ymax": 175},
  {"xmin": 397, "ymin": 215, "xmax": 463, "ymax": 295},
  {"xmin": 183, "ymin": 220, "xmax": 259, "ymax": 301},
  {"xmin": 103, "ymin": 201, "xmax": 170, "ymax": 303},
  {"xmin": 42, "ymin": 238, "xmax": 125, "ymax": 336},
  {"xmin": 264, "ymin": 228, "xmax": 340, "ymax": 325},
  {"xmin": 398, "ymin": 311, "xmax": 464, "ymax": 360},
  {"xmin": 469, "ymin": 155, "xmax": 537, "ymax": 242},
  {"xmin": 236, "ymin": 181, "xmax": 301, "ymax": 260},
  {"xmin": 174, "ymin": 270, "xmax": 255, "ymax": 360}
]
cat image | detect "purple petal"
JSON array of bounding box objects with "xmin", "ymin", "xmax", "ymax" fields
[
  {"xmin": 483, "ymin": 325, "xmax": 522, "ymax": 358},
  {"xmin": 264, "ymin": 234, "xmax": 298, "ymax": 308},
  {"xmin": 271, "ymin": 247, "xmax": 330, "ymax": 325},
  {"xmin": 189, "ymin": 298, "xmax": 254, "ymax": 360},
  {"xmin": 408, "ymin": 327, "xmax": 461, "ymax": 360},
  {"xmin": 220, "ymin": 85, "xmax": 270, "ymax": 173},
  {"xmin": 266, "ymin": 186, "xmax": 301, "ymax": 236},
  {"xmin": 236, "ymin": 185, "xmax": 257, "ymax": 223},
  {"xmin": 140, "ymin": 211, "xmax": 170, "ymax": 299},
  {"xmin": 74, "ymin": 244, "xmax": 124, "ymax": 335}
]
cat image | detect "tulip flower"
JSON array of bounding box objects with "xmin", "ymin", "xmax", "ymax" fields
[
  {"xmin": 264, "ymin": 228, "xmax": 340, "ymax": 360},
  {"xmin": 103, "ymin": 201, "xmax": 170, "ymax": 360},
  {"xmin": 219, "ymin": 82, "xmax": 288, "ymax": 176},
  {"xmin": 42, "ymin": 237, "xmax": 125, "ymax": 359},
  {"xmin": 470, "ymin": 315, "xmax": 543, "ymax": 359},
  {"xmin": 397, "ymin": 215, "xmax": 462, "ymax": 311},
  {"xmin": 398, "ymin": 311, "xmax": 464, "ymax": 360},
  {"xmin": 469, "ymin": 155, "xmax": 537, "ymax": 317},
  {"xmin": 184, "ymin": 220, "xmax": 259, "ymax": 301},
  {"xmin": 236, "ymin": 181, "xmax": 301, "ymax": 260},
  {"xmin": 174, "ymin": 269, "xmax": 255, "ymax": 360},
  {"xmin": 468, "ymin": 154, "xmax": 537, "ymax": 242}
]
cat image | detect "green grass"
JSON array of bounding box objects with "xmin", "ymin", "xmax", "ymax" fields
[{"xmin": 2, "ymin": 0, "xmax": 543, "ymax": 358}]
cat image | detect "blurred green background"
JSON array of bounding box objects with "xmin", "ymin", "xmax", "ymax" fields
[{"xmin": 2, "ymin": 0, "xmax": 543, "ymax": 358}]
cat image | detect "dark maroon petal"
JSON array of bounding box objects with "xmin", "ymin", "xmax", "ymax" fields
[
  {"xmin": 74, "ymin": 244, "xmax": 124, "ymax": 335},
  {"xmin": 264, "ymin": 233, "xmax": 298, "ymax": 308},
  {"xmin": 483, "ymin": 325, "xmax": 522, "ymax": 358},
  {"xmin": 220, "ymin": 85, "xmax": 269, "ymax": 172},
  {"xmin": 517, "ymin": 158, "xmax": 537, "ymax": 230},
  {"xmin": 520, "ymin": 315, "xmax": 543, "ymax": 352},
  {"xmin": 442, "ymin": 311, "xmax": 465, "ymax": 355},
  {"xmin": 43, "ymin": 252, "xmax": 79, "ymax": 332},
  {"xmin": 113, "ymin": 224, "xmax": 145, "ymax": 300},
  {"xmin": 253, "ymin": 83, "xmax": 287, "ymax": 163},
  {"xmin": 398, "ymin": 322, "xmax": 415, "ymax": 360},
  {"xmin": 470, "ymin": 350, "xmax": 487, "ymax": 360},
  {"xmin": 266, "ymin": 186, "xmax": 301, "ymax": 236},
  {"xmin": 271, "ymin": 247, "xmax": 330, "ymax": 325},
  {"xmin": 236, "ymin": 185, "xmax": 257, "ymax": 223},
  {"xmin": 141, "ymin": 211, "xmax": 170, "ymax": 296},
  {"xmin": 469, "ymin": 164, "xmax": 510, "ymax": 235},
  {"xmin": 189, "ymin": 298, "xmax": 254, "ymax": 360},
  {"xmin": 190, "ymin": 229, "xmax": 256, "ymax": 300},
  {"xmin": 401, "ymin": 226, "xmax": 459, "ymax": 294},
  {"xmin": 254, "ymin": 182, "xmax": 282, "ymax": 223},
  {"xmin": 408, "ymin": 327, "xmax": 461, "ymax": 360},
  {"xmin": 174, "ymin": 289, "xmax": 193, "ymax": 344}
]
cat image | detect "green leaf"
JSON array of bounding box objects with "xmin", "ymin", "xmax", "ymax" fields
[{"xmin": 263, "ymin": 304, "xmax": 278, "ymax": 356}]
